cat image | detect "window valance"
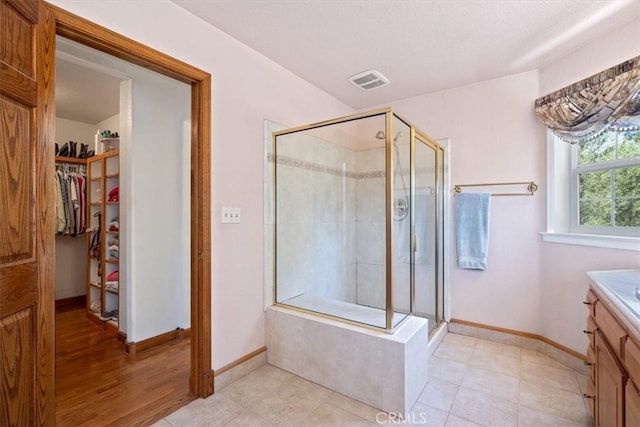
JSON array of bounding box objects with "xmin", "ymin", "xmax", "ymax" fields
[{"xmin": 534, "ymin": 55, "xmax": 640, "ymax": 144}]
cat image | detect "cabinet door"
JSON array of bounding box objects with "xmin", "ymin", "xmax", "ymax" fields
[
  {"xmin": 596, "ymin": 332, "xmax": 627, "ymax": 427},
  {"xmin": 595, "ymin": 300, "xmax": 627, "ymax": 358},
  {"xmin": 627, "ymin": 381, "xmax": 640, "ymax": 427}
]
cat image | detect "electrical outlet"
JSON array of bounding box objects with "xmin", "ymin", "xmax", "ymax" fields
[{"xmin": 221, "ymin": 207, "xmax": 241, "ymax": 224}]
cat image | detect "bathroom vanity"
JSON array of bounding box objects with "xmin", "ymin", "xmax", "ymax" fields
[{"xmin": 585, "ymin": 270, "xmax": 640, "ymax": 427}]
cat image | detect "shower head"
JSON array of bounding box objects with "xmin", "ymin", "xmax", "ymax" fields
[{"xmin": 375, "ymin": 131, "xmax": 404, "ymax": 142}]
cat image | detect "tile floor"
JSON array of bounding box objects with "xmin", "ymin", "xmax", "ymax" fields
[{"xmin": 153, "ymin": 333, "xmax": 594, "ymax": 426}]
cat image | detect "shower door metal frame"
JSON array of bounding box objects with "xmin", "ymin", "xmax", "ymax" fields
[
  {"xmin": 412, "ymin": 131, "xmax": 446, "ymax": 331},
  {"xmin": 272, "ymin": 108, "xmax": 445, "ymax": 333}
]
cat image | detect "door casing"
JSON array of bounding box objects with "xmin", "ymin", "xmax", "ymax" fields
[{"xmin": 48, "ymin": 2, "xmax": 214, "ymax": 398}]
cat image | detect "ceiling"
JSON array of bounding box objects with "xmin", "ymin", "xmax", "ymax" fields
[
  {"xmin": 55, "ymin": 1, "xmax": 640, "ymax": 122},
  {"xmin": 55, "ymin": 52, "xmax": 122, "ymax": 124},
  {"xmin": 172, "ymin": 0, "xmax": 640, "ymax": 109}
]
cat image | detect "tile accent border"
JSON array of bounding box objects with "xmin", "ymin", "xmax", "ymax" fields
[
  {"xmin": 268, "ymin": 153, "xmax": 433, "ymax": 182},
  {"xmin": 213, "ymin": 346, "xmax": 267, "ymax": 392},
  {"xmin": 448, "ymin": 319, "xmax": 588, "ymax": 375},
  {"xmin": 268, "ymin": 153, "xmax": 384, "ymax": 179}
]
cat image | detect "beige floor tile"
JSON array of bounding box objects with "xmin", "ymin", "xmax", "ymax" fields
[
  {"xmin": 520, "ymin": 360, "xmax": 580, "ymax": 394},
  {"xmin": 444, "ymin": 414, "xmax": 484, "ymax": 427},
  {"xmin": 220, "ymin": 364, "xmax": 294, "ymax": 409},
  {"xmin": 521, "ymin": 348, "xmax": 572, "ymax": 371},
  {"xmin": 416, "ymin": 378, "xmax": 459, "ymax": 412},
  {"xmin": 164, "ymin": 393, "xmax": 245, "ymax": 427},
  {"xmin": 468, "ymin": 348, "xmax": 520, "ymax": 378},
  {"xmin": 225, "ymin": 411, "xmax": 277, "ymax": 427},
  {"xmin": 461, "ymin": 366, "xmax": 520, "ymax": 403},
  {"xmin": 249, "ymin": 383, "xmax": 324, "ymax": 425},
  {"xmin": 474, "ymin": 339, "xmax": 521, "ymax": 359},
  {"xmin": 284, "ymin": 373, "xmax": 334, "ymax": 402},
  {"xmin": 162, "ymin": 336, "xmax": 593, "ymax": 427},
  {"xmin": 303, "ymin": 402, "xmax": 373, "ymax": 427},
  {"xmin": 397, "ymin": 400, "xmax": 448, "ymax": 426},
  {"xmin": 518, "ymin": 404, "xmax": 593, "ymax": 427},
  {"xmin": 474, "ymin": 329, "xmax": 525, "ymax": 348},
  {"xmin": 434, "ymin": 341, "xmax": 476, "ymax": 363},
  {"xmin": 323, "ymin": 390, "xmax": 382, "ymax": 423},
  {"xmin": 575, "ymin": 372, "xmax": 588, "ymax": 395},
  {"xmin": 450, "ymin": 386, "xmax": 518, "ymax": 427},
  {"xmin": 428, "ymin": 355, "xmax": 468, "ymax": 385},
  {"xmin": 519, "ymin": 380, "xmax": 591, "ymax": 425},
  {"xmin": 150, "ymin": 420, "xmax": 172, "ymax": 427},
  {"xmin": 443, "ymin": 333, "xmax": 477, "ymax": 348}
]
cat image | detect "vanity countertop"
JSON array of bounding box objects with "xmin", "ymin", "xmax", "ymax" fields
[{"xmin": 588, "ymin": 269, "xmax": 640, "ymax": 341}]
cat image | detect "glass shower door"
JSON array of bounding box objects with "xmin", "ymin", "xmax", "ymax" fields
[{"xmin": 413, "ymin": 134, "xmax": 442, "ymax": 332}]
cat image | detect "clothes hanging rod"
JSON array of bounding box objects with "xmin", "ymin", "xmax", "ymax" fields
[
  {"xmin": 453, "ymin": 181, "xmax": 538, "ymax": 196},
  {"xmin": 55, "ymin": 156, "xmax": 87, "ymax": 165}
]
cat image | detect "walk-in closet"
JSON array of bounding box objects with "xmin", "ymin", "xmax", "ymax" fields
[
  {"xmin": 54, "ymin": 53, "xmax": 122, "ymax": 332},
  {"xmin": 54, "ymin": 35, "xmax": 194, "ymax": 423},
  {"xmin": 55, "ymin": 34, "xmax": 192, "ymax": 342}
]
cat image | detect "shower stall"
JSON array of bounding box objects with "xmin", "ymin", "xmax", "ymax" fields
[{"xmin": 272, "ymin": 108, "xmax": 445, "ymax": 333}]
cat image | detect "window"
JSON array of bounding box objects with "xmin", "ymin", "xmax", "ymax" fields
[
  {"xmin": 572, "ymin": 130, "xmax": 640, "ymax": 236},
  {"xmin": 534, "ymin": 55, "xmax": 640, "ymax": 250},
  {"xmin": 542, "ymin": 130, "xmax": 640, "ymax": 251}
]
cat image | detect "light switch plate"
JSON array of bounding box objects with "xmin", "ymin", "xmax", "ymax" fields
[{"xmin": 222, "ymin": 207, "xmax": 241, "ymax": 224}]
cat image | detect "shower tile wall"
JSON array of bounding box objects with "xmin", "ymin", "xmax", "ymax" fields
[
  {"xmin": 272, "ymin": 125, "xmax": 430, "ymax": 316},
  {"xmin": 354, "ymin": 143, "xmax": 414, "ymax": 313},
  {"xmin": 355, "ymin": 148, "xmax": 386, "ymax": 309},
  {"xmin": 275, "ymin": 132, "xmax": 357, "ymax": 303}
]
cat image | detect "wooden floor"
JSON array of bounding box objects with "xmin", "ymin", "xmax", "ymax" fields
[{"xmin": 55, "ymin": 307, "xmax": 194, "ymax": 426}]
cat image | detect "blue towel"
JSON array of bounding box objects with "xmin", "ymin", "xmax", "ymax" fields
[{"xmin": 455, "ymin": 193, "xmax": 491, "ymax": 270}]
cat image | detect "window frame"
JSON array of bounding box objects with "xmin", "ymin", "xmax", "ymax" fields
[{"xmin": 541, "ymin": 130, "xmax": 640, "ymax": 251}]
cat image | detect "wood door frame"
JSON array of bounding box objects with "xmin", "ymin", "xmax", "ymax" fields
[{"xmin": 47, "ymin": 3, "xmax": 213, "ymax": 398}]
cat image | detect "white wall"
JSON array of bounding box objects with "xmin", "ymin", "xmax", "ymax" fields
[
  {"xmin": 386, "ymin": 70, "xmax": 546, "ymax": 337},
  {"xmin": 385, "ymin": 18, "xmax": 640, "ymax": 355},
  {"xmin": 56, "ymin": 117, "xmax": 96, "ymax": 148},
  {"xmin": 536, "ymin": 19, "xmax": 640, "ymax": 353},
  {"xmin": 96, "ymin": 114, "xmax": 119, "ymax": 155},
  {"xmin": 128, "ymin": 70, "xmax": 191, "ymax": 341},
  {"xmin": 50, "ymin": 0, "xmax": 353, "ymax": 369},
  {"xmin": 50, "ymin": 0, "xmax": 640, "ymax": 362},
  {"xmin": 54, "ymin": 118, "xmax": 96, "ymax": 299},
  {"xmin": 58, "ymin": 37, "xmax": 196, "ymax": 342}
]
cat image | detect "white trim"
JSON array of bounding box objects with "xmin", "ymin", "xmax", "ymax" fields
[
  {"xmin": 438, "ymin": 138, "xmax": 452, "ymax": 323},
  {"xmin": 540, "ymin": 232, "xmax": 640, "ymax": 251},
  {"xmin": 545, "ymin": 131, "xmax": 555, "ymax": 232},
  {"xmin": 546, "ymin": 129, "xmax": 640, "ymax": 249}
]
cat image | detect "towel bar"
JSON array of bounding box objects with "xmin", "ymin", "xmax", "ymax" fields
[{"xmin": 453, "ymin": 181, "xmax": 537, "ymax": 196}]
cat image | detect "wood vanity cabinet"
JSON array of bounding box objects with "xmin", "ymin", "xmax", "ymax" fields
[
  {"xmin": 586, "ymin": 288, "xmax": 640, "ymax": 427},
  {"xmin": 627, "ymin": 380, "xmax": 640, "ymax": 426},
  {"xmin": 595, "ymin": 331, "xmax": 627, "ymax": 427}
]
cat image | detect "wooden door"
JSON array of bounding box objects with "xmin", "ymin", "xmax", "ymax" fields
[{"xmin": 0, "ymin": 0, "xmax": 56, "ymax": 425}]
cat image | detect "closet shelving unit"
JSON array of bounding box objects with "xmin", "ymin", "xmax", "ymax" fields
[{"xmin": 86, "ymin": 148, "xmax": 120, "ymax": 334}]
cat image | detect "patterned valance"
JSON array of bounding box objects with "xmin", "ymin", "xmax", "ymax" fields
[{"xmin": 534, "ymin": 55, "xmax": 640, "ymax": 144}]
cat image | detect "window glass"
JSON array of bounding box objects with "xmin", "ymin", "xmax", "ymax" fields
[
  {"xmin": 574, "ymin": 129, "xmax": 640, "ymax": 234},
  {"xmin": 577, "ymin": 132, "xmax": 615, "ymax": 165},
  {"xmin": 579, "ymin": 199, "xmax": 611, "ymax": 226},
  {"xmin": 579, "ymin": 170, "xmax": 610, "ymax": 199},
  {"xmin": 619, "ymin": 131, "xmax": 640, "ymax": 159}
]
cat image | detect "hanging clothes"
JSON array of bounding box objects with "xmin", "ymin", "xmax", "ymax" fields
[{"xmin": 55, "ymin": 164, "xmax": 87, "ymax": 236}]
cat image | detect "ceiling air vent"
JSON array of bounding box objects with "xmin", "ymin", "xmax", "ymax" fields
[{"xmin": 348, "ymin": 69, "xmax": 389, "ymax": 90}]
